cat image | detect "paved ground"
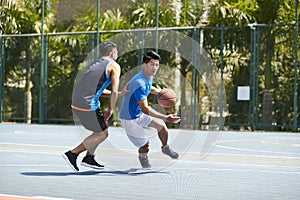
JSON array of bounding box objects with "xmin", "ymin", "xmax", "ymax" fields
[{"xmin": 0, "ymin": 123, "xmax": 300, "ymax": 200}]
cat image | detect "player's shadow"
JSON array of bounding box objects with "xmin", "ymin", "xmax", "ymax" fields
[{"xmin": 21, "ymin": 169, "xmax": 169, "ymax": 177}]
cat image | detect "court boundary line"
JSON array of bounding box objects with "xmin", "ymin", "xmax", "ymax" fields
[{"xmin": 1, "ymin": 141, "xmax": 300, "ymax": 159}]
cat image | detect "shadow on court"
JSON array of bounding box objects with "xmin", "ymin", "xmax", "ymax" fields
[{"xmin": 21, "ymin": 169, "xmax": 169, "ymax": 177}]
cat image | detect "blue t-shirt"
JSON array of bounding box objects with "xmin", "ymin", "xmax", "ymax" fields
[{"xmin": 119, "ymin": 71, "xmax": 152, "ymax": 120}]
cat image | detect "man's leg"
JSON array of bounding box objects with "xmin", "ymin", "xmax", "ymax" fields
[
  {"xmin": 63, "ymin": 129, "xmax": 108, "ymax": 171},
  {"xmin": 80, "ymin": 129, "xmax": 108, "ymax": 169},
  {"xmin": 148, "ymin": 118, "xmax": 168, "ymax": 147},
  {"xmin": 148, "ymin": 118, "xmax": 179, "ymax": 159},
  {"xmin": 64, "ymin": 108, "xmax": 108, "ymax": 171},
  {"xmin": 138, "ymin": 141, "xmax": 151, "ymax": 168},
  {"xmin": 72, "ymin": 129, "xmax": 108, "ymax": 155},
  {"xmin": 138, "ymin": 141, "xmax": 150, "ymax": 154}
]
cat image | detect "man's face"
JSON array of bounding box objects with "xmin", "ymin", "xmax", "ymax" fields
[
  {"xmin": 110, "ymin": 48, "xmax": 118, "ymax": 61},
  {"xmin": 144, "ymin": 58, "xmax": 160, "ymax": 77}
]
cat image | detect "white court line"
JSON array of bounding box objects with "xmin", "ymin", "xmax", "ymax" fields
[
  {"xmin": 211, "ymin": 137, "xmax": 300, "ymax": 156},
  {"xmin": 168, "ymin": 166, "xmax": 300, "ymax": 175},
  {"xmin": 1, "ymin": 141, "xmax": 300, "ymax": 159},
  {"xmin": 176, "ymin": 158, "xmax": 300, "ymax": 170},
  {"xmin": 0, "ymin": 142, "xmax": 69, "ymax": 155},
  {"xmin": 183, "ymin": 151, "xmax": 300, "ymax": 160},
  {"xmin": 1, "ymin": 142, "xmax": 300, "ymax": 169},
  {"xmin": 213, "ymin": 143, "xmax": 300, "ymax": 156},
  {"xmin": 0, "ymin": 141, "xmax": 298, "ymax": 160},
  {"xmin": 0, "ymin": 164, "xmax": 67, "ymax": 167}
]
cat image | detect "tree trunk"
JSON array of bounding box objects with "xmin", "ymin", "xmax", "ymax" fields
[
  {"xmin": 24, "ymin": 53, "xmax": 32, "ymax": 124},
  {"xmin": 262, "ymin": 31, "xmax": 275, "ymax": 129},
  {"xmin": 25, "ymin": 91, "xmax": 32, "ymax": 124},
  {"xmin": 261, "ymin": 89, "xmax": 273, "ymax": 128}
]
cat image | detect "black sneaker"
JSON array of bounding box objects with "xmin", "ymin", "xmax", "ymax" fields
[
  {"xmin": 162, "ymin": 145, "xmax": 179, "ymax": 159},
  {"xmin": 63, "ymin": 150, "xmax": 79, "ymax": 171},
  {"xmin": 81, "ymin": 155, "xmax": 104, "ymax": 170},
  {"xmin": 138, "ymin": 155, "xmax": 152, "ymax": 168}
]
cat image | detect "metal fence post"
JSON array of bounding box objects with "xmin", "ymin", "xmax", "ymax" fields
[
  {"xmin": 155, "ymin": 0, "xmax": 159, "ymax": 52},
  {"xmin": 96, "ymin": 0, "xmax": 100, "ymax": 58},
  {"xmin": 219, "ymin": 25, "xmax": 225, "ymax": 130},
  {"xmin": 249, "ymin": 24, "xmax": 260, "ymax": 131},
  {"xmin": 44, "ymin": 35, "xmax": 49, "ymax": 121},
  {"xmin": 293, "ymin": 0, "xmax": 299, "ymax": 132},
  {"xmin": 192, "ymin": 28, "xmax": 200, "ymax": 129},
  {"xmin": 0, "ymin": 36, "xmax": 5, "ymax": 122},
  {"xmin": 39, "ymin": 0, "xmax": 46, "ymax": 123}
]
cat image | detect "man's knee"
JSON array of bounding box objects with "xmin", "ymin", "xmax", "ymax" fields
[
  {"xmin": 103, "ymin": 129, "xmax": 109, "ymax": 137},
  {"xmin": 158, "ymin": 124, "xmax": 168, "ymax": 134},
  {"xmin": 94, "ymin": 129, "xmax": 109, "ymax": 138}
]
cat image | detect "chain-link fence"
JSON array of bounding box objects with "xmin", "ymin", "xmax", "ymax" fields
[{"xmin": 0, "ymin": 25, "xmax": 299, "ymax": 131}]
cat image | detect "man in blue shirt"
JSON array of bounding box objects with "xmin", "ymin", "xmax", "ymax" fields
[{"xmin": 119, "ymin": 50, "xmax": 181, "ymax": 168}]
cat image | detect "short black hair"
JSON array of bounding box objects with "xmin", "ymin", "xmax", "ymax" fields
[
  {"xmin": 99, "ymin": 41, "xmax": 117, "ymax": 56},
  {"xmin": 143, "ymin": 50, "xmax": 161, "ymax": 63}
]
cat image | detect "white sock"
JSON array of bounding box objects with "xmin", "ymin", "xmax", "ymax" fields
[{"xmin": 139, "ymin": 153, "xmax": 148, "ymax": 158}]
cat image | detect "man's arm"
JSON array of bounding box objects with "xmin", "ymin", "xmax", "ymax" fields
[
  {"xmin": 150, "ymin": 86, "xmax": 161, "ymax": 95},
  {"xmin": 138, "ymin": 99, "xmax": 180, "ymax": 123},
  {"xmin": 101, "ymin": 89, "xmax": 112, "ymax": 98},
  {"xmin": 104, "ymin": 62, "xmax": 121, "ymax": 121},
  {"xmin": 102, "ymin": 82, "xmax": 130, "ymax": 98}
]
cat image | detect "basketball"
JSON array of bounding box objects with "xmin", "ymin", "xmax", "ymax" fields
[{"xmin": 157, "ymin": 88, "xmax": 177, "ymax": 108}]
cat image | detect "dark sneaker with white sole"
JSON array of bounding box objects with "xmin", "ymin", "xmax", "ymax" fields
[
  {"xmin": 63, "ymin": 150, "xmax": 79, "ymax": 171},
  {"xmin": 138, "ymin": 155, "xmax": 152, "ymax": 168},
  {"xmin": 162, "ymin": 145, "xmax": 179, "ymax": 159},
  {"xmin": 81, "ymin": 155, "xmax": 104, "ymax": 170}
]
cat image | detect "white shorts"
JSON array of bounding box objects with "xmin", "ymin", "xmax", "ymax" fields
[{"xmin": 120, "ymin": 113, "xmax": 153, "ymax": 147}]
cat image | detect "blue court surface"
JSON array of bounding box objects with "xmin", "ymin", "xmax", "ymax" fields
[{"xmin": 0, "ymin": 123, "xmax": 300, "ymax": 200}]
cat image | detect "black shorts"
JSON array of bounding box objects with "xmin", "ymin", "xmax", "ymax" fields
[{"xmin": 73, "ymin": 108, "xmax": 107, "ymax": 132}]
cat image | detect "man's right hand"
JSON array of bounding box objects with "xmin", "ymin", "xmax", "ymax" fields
[
  {"xmin": 119, "ymin": 82, "xmax": 130, "ymax": 97},
  {"xmin": 166, "ymin": 114, "xmax": 181, "ymax": 123},
  {"xmin": 104, "ymin": 109, "xmax": 113, "ymax": 121}
]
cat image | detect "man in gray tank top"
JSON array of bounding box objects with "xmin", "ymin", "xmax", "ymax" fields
[{"xmin": 63, "ymin": 41, "xmax": 129, "ymax": 171}]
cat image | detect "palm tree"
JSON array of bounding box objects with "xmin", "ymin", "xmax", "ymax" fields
[
  {"xmin": 206, "ymin": 0, "xmax": 297, "ymax": 130},
  {"xmin": 203, "ymin": 0, "xmax": 256, "ymax": 129},
  {"xmin": 1, "ymin": 0, "xmax": 58, "ymax": 123}
]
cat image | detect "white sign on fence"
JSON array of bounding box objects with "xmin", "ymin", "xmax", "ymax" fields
[{"xmin": 237, "ymin": 86, "xmax": 250, "ymax": 101}]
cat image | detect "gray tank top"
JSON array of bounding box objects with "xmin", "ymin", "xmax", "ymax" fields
[{"xmin": 72, "ymin": 57, "xmax": 114, "ymax": 111}]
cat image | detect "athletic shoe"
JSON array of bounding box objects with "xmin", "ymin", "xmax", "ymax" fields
[
  {"xmin": 162, "ymin": 145, "xmax": 179, "ymax": 159},
  {"xmin": 138, "ymin": 155, "xmax": 152, "ymax": 168},
  {"xmin": 63, "ymin": 150, "xmax": 79, "ymax": 171},
  {"xmin": 81, "ymin": 155, "xmax": 104, "ymax": 170}
]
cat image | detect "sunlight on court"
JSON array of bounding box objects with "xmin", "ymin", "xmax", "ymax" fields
[{"xmin": 0, "ymin": 124, "xmax": 300, "ymax": 200}]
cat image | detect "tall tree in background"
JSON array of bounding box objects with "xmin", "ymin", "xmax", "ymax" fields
[
  {"xmin": 254, "ymin": 0, "xmax": 297, "ymax": 128},
  {"xmin": 204, "ymin": 0, "xmax": 256, "ymax": 127},
  {"xmin": 253, "ymin": 0, "xmax": 295, "ymax": 127},
  {"xmin": 206, "ymin": 0, "xmax": 297, "ymax": 129},
  {"xmin": 1, "ymin": 0, "xmax": 57, "ymax": 123}
]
